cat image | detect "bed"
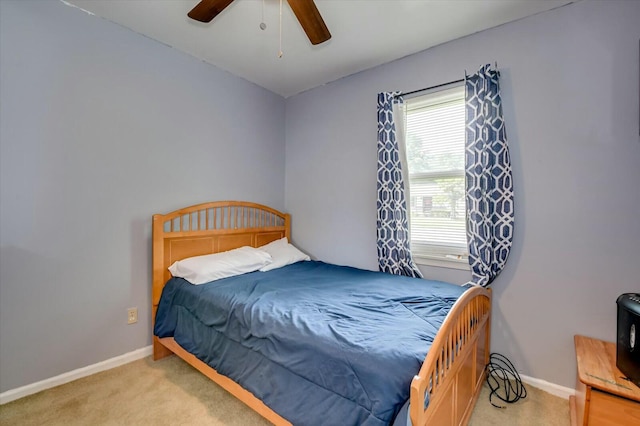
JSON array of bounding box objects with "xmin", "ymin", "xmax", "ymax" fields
[{"xmin": 152, "ymin": 201, "xmax": 491, "ymax": 426}]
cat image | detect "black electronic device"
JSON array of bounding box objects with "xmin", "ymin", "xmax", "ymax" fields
[{"xmin": 617, "ymin": 293, "xmax": 640, "ymax": 387}]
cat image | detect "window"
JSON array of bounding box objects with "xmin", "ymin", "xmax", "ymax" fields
[{"xmin": 405, "ymin": 85, "xmax": 468, "ymax": 269}]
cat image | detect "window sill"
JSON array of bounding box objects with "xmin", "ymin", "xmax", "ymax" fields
[{"xmin": 413, "ymin": 255, "xmax": 470, "ymax": 271}]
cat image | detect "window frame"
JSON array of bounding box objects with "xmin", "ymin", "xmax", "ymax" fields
[{"xmin": 404, "ymin": 84, "xmax": 469, "ymax": 271}]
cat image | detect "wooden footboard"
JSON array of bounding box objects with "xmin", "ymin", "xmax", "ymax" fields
[
  {"xmin": 410, "ymin": 286, "xmax": 491, "ymax": 426},
  {"xmin": 152, "ymin": 201, "xmax": 491, "ymax": 426}
]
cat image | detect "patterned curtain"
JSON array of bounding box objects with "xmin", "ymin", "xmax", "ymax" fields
[
  {"xmin": 376, "ymin": 92, "xmax": 423, "ymax": 278},
  {"xmin": 465, "ymin": 64, "xmax": 514, "ymax": 287}
]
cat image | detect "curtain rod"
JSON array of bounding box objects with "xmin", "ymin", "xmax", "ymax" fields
[
  {"xmin": 397, "ymin": 61, "xmax": 499, "ymax": 98},
  {"xmin": 397, "ymin": 78, "xmax": 464, "ymax": 98}
]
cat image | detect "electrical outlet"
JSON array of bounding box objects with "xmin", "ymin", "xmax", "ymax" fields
[{"xmin": 127, "ymin": 307, "xmax": 138, "ymax": 324}]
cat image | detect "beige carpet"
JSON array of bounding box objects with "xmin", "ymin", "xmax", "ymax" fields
[{"xmin": 0, "ymin": 356, "xmax": 570, "ymax": 425}]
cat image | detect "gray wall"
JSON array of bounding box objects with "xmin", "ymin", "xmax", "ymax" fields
[
  {"xmin": 0, "ymin": 1, "xmax": 285, "ymax": 392},
  {"xmin": 2, "ymin": 0, "xmax": 639, "ymax": 395},
  {"xmin": 285, "ymin": 0, "xmax": 640, "ymax": 388}
]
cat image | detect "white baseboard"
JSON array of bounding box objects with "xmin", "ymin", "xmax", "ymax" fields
[
  {"xmin": 1, "ymin": 346, "xmax": 575, "ymax": 405},
  {"xmin": 520, "ymin": 374, "xmax": 575, "ymax": 399},
  {"xmin": 0, "ymin": 345, "xmax": 152, "ymax": 405}
]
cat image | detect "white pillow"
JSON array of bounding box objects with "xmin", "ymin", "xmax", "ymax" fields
[
  {"xmin": 258, "ymin": 237, "xmax": 310, "ymax": 272},
  {"xmin": 168, "ymin": 246, "xmax": 272, "ymax": 285}
]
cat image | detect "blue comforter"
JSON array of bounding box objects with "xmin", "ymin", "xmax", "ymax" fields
[{"xmin": 154, "ymin": 261, "xmax": 466, "ymax": 426}]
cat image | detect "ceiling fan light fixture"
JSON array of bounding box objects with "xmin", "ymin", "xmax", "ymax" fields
[{"xmin": 188, "ymin": 0, "xmax": 331, "ymax": 45}]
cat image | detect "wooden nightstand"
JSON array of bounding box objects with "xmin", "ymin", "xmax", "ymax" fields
[{"xmin": 570, "ymin": 335, "xmax": 640, "ymax": 425}]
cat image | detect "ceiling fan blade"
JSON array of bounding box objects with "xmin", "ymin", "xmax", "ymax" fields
[
  {"xmin": 188, "ymin": 0, "xmax": 235, "ymax": 23},
  {"xmin": 286, "ymin": 0, "xmax": 331, "ymax": 45}
]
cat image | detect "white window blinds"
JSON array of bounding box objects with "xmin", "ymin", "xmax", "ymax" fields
[{"xmin": 405, "ymin": 85, "xmax": 468, "ymax": 266}]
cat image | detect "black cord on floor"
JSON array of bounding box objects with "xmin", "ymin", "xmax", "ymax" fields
[{"xmin": 485, "ymin": 352, "xmax": 527, "ymax": 408}]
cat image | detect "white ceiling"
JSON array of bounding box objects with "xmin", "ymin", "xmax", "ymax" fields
[{"xmin": 65, "ymin": 0, "xmax": 573, "ymax": 98}]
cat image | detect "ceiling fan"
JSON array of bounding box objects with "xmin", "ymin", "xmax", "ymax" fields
[{"xmin": 188, "ymin": 0, "xmax": 331, "ymax": 45}]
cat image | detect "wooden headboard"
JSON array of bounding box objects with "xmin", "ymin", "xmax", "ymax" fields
[{"xmin": 151, "ymin": 201, "xmax": 290, "ymax": 356}]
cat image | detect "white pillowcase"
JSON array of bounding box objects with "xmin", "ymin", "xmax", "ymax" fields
[
  {"xmin": 168, "ymin": 246, "xmax": 272, "ymax": 285},
  {"xmin": 258, "ymin": 237, "xmax": 310, "ymax": 272}
]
